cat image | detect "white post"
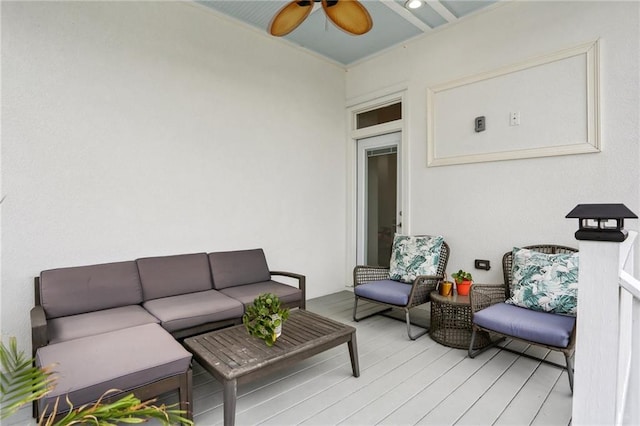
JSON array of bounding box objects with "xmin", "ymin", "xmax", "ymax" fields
[
  {"xmin": 618, "ymin": 232, "xmax": 639, "ymax": 425},
  {"xmin": 572, "ymin": 239, "xmax": 621, "ymax": 425}
]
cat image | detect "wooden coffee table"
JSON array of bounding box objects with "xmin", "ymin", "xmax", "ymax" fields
[{"xmin": 183, "ymin": 309, "xmax": 359, "ymax": 426}]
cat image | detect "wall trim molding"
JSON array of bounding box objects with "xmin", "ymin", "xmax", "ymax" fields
[{"xmin": 427, "ymin": 40, "xmax": 601, "ymax": 167}]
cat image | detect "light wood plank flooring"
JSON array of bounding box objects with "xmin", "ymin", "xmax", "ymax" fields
[
  {"xmin": 191, "ymin": 291, "xmax": 572, "ymax": 426},
  {"xmin": 7, "ymin": 291, "xmax": 572, "ymax": 425}
]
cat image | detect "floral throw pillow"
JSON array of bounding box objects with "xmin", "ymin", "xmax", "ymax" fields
[
  {"xmin": 389, "ymin": 235, "xmax": 444, "ymax": 283},
  {"xmin": 507, "ymin": 247, "xmax": 579, "ymax": 316}
]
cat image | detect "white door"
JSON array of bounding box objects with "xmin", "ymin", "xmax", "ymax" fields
[{"xmin": 356, "ymin": 132, "xmax": 401, "ymax": 267}]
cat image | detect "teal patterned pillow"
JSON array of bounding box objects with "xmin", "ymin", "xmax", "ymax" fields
[
  {"xmin": 507, "ymin": 247, "xmax": 579, "ymax": 316},
  {"xmin": 389, "ymin": 235, "xmax": 444, "ymax": 283}
]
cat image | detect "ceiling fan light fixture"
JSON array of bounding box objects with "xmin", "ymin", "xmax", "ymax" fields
[
  {"xmin": 322, "ymin": 0, "xmax": 372, "ymax": 35},
  {"xmin": 269, "ymin": 1, "xmax": 314, "ymax": 36},
  {"xmin": 268, "ymin": 0, "xmax": 372, "ymax": 37},
  {"xmin": 404, "ymin": 0, "xmax": 423, "ymax": 10}
]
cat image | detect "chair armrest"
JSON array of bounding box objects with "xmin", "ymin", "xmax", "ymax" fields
[
  {"xmin": 407, "ymin": 274, "xmax": 443, "ymax": 307},
  {"xmin": 270, "ymin": 271, "xmax": 306, "ymax": 309},
  {"xmin": 353, "ymin": 265, "xmax": 390, "ymax": 287},
  {"xmin": 415, "ymin": 273, "xmax": 443, "ymax": 283},
  {"xmin": 30, "ymin": 305, "xmax": 48, "ymax": 355},
  {"xmin": 469, "ymin": 284, "xmax": 507, "ymax": 314}
]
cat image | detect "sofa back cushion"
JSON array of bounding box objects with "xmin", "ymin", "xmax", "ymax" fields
[
  {"xmin": 137, "ymin": 253, "xmax": 212, "ymax": 301},
  {"xmin": 40, "ymin": 261, "xmax": 143, "ymax": 319},
  {"xmin": 209, "ymin": 249, "xmax": 271, "ymax": 290}
]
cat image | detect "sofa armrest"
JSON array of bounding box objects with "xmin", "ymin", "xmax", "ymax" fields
[
  {"xmin": 270, "ymin": 271, "xmax": 306, "ymax": 309},
  {"xmin": 469, "ymin": 284, "xmax": 507, "ymax": 316},
  {"xmin": 353, "ymin": 265, "xmax": 390, "ymax": 287},
  {"xmin": 30, "ymin": 305, "xmax": 48, "ymax": 355}
]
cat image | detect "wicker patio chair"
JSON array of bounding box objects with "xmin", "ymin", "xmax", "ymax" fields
[
  {"xmin": 352, "ymin": 239, "xmax": 449, "ymax": 340},
  {"xmin": 468, "ymin": 244, "xmax": 577, "ymax": 392}
]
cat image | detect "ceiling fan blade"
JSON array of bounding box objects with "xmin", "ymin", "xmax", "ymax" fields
[
  {"xmin": 321, "ymin": 0, "xmax": 372, "ymax": 36},
  {"xmin": 269, "ymin": 1, "xmax": 315, "ymax": 37}
]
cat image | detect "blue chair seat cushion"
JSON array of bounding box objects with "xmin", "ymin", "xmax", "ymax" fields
[
  {"xmin": 473, "ymin": 302, "xmax": 575, "ymax": 348},
  {"xmin": 354, "ymin": 279, "xmax": 412, "ymax": 306}
]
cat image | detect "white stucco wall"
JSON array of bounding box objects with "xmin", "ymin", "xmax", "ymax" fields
[
  {"xmin": 1, "ymin": 1, "xmax": 347, "ymax": 347},
  {"xmin": 346, "ymin": 1, "xmax": 640, "ymax": 283},
  {"xmin": 2, "ymin": 0, "xmax": 639, "ymax": 351}
]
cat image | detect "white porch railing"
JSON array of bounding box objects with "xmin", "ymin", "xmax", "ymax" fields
[{"xmin": 573, "ymin": 230, "xmax": 639, "ymax": 426}]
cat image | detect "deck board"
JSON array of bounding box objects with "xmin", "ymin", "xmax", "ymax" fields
[
  {"xmin": 188, "ymin": 290, "xmax": 572, "ymax": 425},
  {"xmin": 8, "ymin": 290, "xmax": 572, "ymax": 425},
  {"xmin": 494, "ymin": 363, "xmax": 563, "ymax": 425}
]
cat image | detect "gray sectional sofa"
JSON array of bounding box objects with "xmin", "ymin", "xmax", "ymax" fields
[{"xmin": 30, "ymin": 248, "xmax": 305, "ymax": 420}]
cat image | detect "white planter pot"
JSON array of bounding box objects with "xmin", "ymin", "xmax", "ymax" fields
[{"xmin": 272, "ymin": 314, "xmax": 282, "ymax": 339}]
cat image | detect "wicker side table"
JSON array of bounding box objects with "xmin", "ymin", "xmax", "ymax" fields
[{"xmin": 429, "ymin": 291, "xmax": 491, "ymax": 349}]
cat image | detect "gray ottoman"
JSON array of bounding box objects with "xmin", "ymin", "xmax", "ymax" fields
[{"xmin": 35, "ymin": 323, "xmax": 192, "ymax": 420}]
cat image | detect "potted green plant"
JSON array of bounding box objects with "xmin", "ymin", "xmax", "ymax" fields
[
  {"xmin": 242, "ymin": 293, "xmax": 290, "ymax": 347},
  {"xmin": 451, "ymin": 269, "xmax": 473, "ymax": 296}
]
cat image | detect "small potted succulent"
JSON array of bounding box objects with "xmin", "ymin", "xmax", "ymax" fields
[
  {"xmin": 242, "ymin": 293, "xmax": 290, "ymax": 347},
  {"xmin": 451, "ymin": 269, "xmax": 473, "ymax": 296}
]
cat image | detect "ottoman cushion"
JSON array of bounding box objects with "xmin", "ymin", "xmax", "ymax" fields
[{"xmin": 36, "ymin": 323, "xmax": 191, "ymax": 414}]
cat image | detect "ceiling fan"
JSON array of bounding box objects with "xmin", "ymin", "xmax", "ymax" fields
[{"xmin": 269, "ymin": 0, "xmax": 373, "ymax": 37}]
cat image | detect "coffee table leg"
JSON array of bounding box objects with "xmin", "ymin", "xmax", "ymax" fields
[
  {"xmin": 348, "ymin": 331, "xmax": 360, "ymax": 377},
  {"xmin": 223, "ymin": 379, "xmax": 237, "ymax": 426}
]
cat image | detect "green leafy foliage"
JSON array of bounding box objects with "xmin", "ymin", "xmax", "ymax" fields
[
  {"xmin": 40, "ymin": 391, "xmax": 192, "ymax": 426},
  {"xmin": 451, "ymin": 269, "xmax": 472, "ymax": 283},
  {"xmin": 1, "ymin": 337, "xmax": 55, "ymax": 419},
  {"xmin": 0, "ymin": 337, "xmax": 192, "ymax": 425},
  {"xmin": 242, "ymin": 293, "xmax": 290, "ymax": 347}
]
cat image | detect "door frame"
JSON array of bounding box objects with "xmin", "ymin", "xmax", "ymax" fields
[
  {"xmin": 356, "ymin": 132, "xmax": 401, "ymax": 266},
  {"xmin": 345, "ymin": 88, "xmax": 409, "ymax": 287}
]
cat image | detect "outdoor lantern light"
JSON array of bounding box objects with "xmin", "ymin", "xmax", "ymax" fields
[{"xmin": 566, "ymin": 203, "xmax": 638, "ymax": 242}]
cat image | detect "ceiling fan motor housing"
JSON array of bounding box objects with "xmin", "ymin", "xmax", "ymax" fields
[{"xmin": 296, "ymin": 0, "xmax": 339, "ymax": 5}]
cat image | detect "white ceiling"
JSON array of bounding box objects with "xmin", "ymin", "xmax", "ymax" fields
[{"xmin": 195, "ymin": 0, "xmax": 501, "ymax": 66}]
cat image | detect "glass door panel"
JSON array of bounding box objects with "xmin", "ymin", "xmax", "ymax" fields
[{"xmin": 357, "ymin": 132, "xmax": 401, "ymax": 267}]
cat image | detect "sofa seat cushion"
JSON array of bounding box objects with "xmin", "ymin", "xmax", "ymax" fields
[
  {"xmin": 473, "ymin": 302, "xmax": 576, "ymax": 348},
  {"xmin": 36, "ymin": 323, "xmax": 191, "ymax": 415},
  {"xmin": 354, "ymin": 279, "xmax": 412, "ymax": 306},
  {"xmin": 48, "ymin": 305, "xmax": 159, "ymax": 344},
  {"xmin": 209, "ymin": 249, "xmax": 271, "ymax": 290},
  {"xmin": 143, "ymin": 290, "xmax": 243, "ymax": 332},
  {"xmin": 219, "ymin": 280, "xmax": 302, "ymax": 308}
]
